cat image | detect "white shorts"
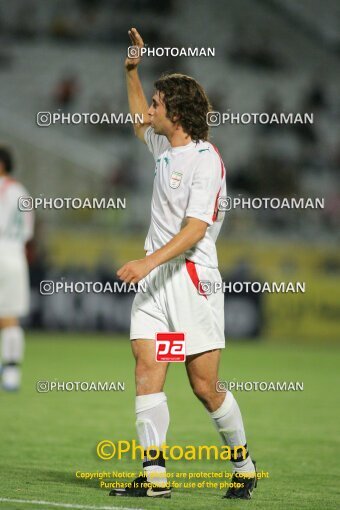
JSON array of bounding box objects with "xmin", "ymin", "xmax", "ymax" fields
[
  {"xmin": 130, "ymin": 256, "xmax": 225, "ymax": 355},
  {"xmin": 0, "ymin": 253, "xmax": 30, "ymax": 318}
]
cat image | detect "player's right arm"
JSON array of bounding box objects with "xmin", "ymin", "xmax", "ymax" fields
[{"xmin": 125, "ymin": 28, "xmax": 150, "ymax": 143}]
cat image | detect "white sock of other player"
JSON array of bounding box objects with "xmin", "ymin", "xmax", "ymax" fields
[
  {"xmin": 1, "ymin": 326, "xmax": 25, "ymax": 390},
  {"xmin": 135, "ymin": 392, "xmax": 169, "ymax": 487},
  {"xmin": 209, "ymin": 391, "xmax": 255, "ymax": 474}
]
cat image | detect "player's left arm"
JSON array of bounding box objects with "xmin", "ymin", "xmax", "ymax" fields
[
  {"xmin": 117, "ymin": 217, "xmax": 207, "ymax": 284},
  {"xmin": 17, "ymin": 186, "xmax": 35, "ymax": 242}
]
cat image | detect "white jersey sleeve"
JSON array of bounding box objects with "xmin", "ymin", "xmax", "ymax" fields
[
  {"xmin": 0, "ymin": 178, "xmax": 34, "ymax": 246},
  {"xmin": 185, "ymin": 150, "xmax": 222, "ymax": 226},
  {"xmin": 19, "ymin": 187, "xmax": 34, "ymax": 242},
  {"xmin": 144, "ymin": 126, "xmax": 171, "ymax": 162}
]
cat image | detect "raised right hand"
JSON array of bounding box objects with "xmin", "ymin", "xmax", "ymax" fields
[{"xmin": 125, "ymin": 27, "xmax": 145, "ymax": 71}]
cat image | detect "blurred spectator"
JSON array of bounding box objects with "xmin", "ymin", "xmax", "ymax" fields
[
  {"xmin": 50, "ymin": 15, "xmax": 80, "ymax": 41},
  {"xmin": 209, "ymin": 90, "xmax": 226, "ymax": 114},
  {"xmin": 229, "ymin": 29, "xmax": 284, "ymax": 71},
  {"xmin": 14, "ymin": 2, "xmax": 37, "ymax": 39},
  {"xmin": 77, "ymin": 0, "xmax": 103, "ymax": 10},
  {"xmin": 104, "ymin": 158, "xmax": 137, "ymax": 195},
  {"xmin": 260, "ymin": 93, "xmax": 283, "ymax": 133},
  {"xmin": 53, "ymin": 74, "xmax": 80, "ymax": 110},
  {"xmin": 231, "ymin": 150, "xmax": 299, "ymax": 197},
  {"xmin": 304, "ymin": 79, "xmax": 328, "ymax": 111}
]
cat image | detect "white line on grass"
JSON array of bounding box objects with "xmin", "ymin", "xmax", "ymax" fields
[{"xmin": 0, "ymin": 498, "xmax": 145, "ymax": 510}]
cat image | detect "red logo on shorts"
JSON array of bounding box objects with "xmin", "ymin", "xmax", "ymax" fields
[{"xmin": 156, "ymin": 332, "xmax": 186, "ymax": 362}]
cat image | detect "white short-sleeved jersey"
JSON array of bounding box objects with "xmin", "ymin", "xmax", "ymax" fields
[
  {"xmin": 0, "ymin": 176, "xmax": 34, "ymax": 255},
  {"xmin": 144, "ymin": 126, "xmax": 226, "ymax": 268},
  {"xmin": 0, "ymin": 175, "xmax": 33, "ymax": 317}
]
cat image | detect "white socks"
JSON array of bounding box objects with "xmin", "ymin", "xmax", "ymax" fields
[
  {"xmin": 209, "ymin": 391, "xmax": 255, "ymax": 474},
  {"xmin": 1, "ymin": 326, "xmax": 25, "ymax": 390},
  {"xmin": 135, "ymin": 392, "xmax": 169, "ymax": 486},
  {"xmin": 134, "ymin": 390, "xmax": 254, "ymax": 482}
]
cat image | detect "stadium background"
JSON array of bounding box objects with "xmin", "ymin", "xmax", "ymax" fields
[{"xmin": 0, "ymin": 1, "xmax": 339, "ymax": 509}]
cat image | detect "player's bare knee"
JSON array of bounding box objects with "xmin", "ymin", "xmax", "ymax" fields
[
  {"xmin": 191, "ymin": 379, "xmax": 221, "ymax": 410},
  {"xmin": 0, "ymin": 316, "xmax": 18, "ymax": 328},
  {"xmin": 191, "ymin": 379, "xmax": 211, "ymax": 402},
  {"xmin": 135, "ymin": 360, "xmax": 163, "ymax": 394},
  {"xmin": 135, "ymin": 373, "xmax": 163, "ymax": 395}
]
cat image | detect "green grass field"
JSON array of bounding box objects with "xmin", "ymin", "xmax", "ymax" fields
[{"xmin": 0, "ymin": 333, "xmax": 339, "ymax": 510}]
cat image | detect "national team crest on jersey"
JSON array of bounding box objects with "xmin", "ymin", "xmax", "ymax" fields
[{"xmin": 169, "ymin": 171, "xmax": 183, "ymax": 189}]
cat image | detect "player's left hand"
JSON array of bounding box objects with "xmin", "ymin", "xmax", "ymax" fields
[{"xmin": 117, "ymin": 258, "xmax": 154, "ymax": 284}]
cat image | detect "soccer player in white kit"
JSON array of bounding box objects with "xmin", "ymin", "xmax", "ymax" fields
[
  {"xmin": 0, "ymin": 147, "xmax": 34, "ymax": 391},
  {"xmin": 110, "ymin": 28, "xmax": 257, "ymax": 500}
]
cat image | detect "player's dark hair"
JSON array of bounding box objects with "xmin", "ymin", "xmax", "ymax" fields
[
  {"xmin": 0, "ymin": 146, "xmax": 13, "ymax": 173},
  {"xmin": 154, "ymin": 73, "xmax": 212, "ymax": 141}
]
